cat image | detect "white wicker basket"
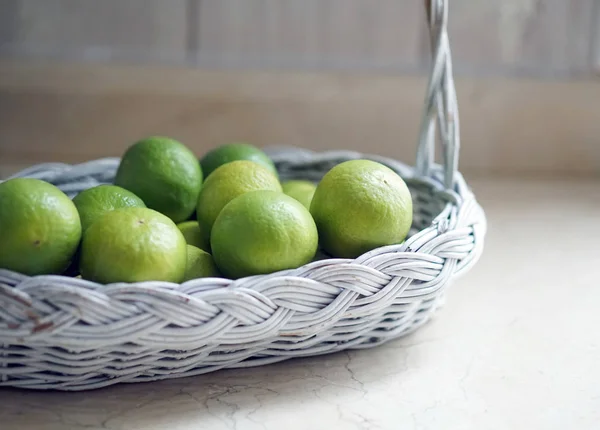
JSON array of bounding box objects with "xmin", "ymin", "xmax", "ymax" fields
[{"xmin": 0, "ymin": 0, "xmax": 486, "ymax": 391}]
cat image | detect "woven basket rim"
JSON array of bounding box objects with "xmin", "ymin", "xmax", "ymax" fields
[{"xmin": 0, "ymin": 149, "xmax": 483, "ymax": 288}]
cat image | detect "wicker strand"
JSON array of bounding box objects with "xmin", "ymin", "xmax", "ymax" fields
[{"xmin": 417, "ymin": 0, "xmax": 460, "ymax": 190}]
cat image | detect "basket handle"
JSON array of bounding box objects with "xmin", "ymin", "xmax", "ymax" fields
[{"xmin": 416, "ymin": 0, "xmax": 460, "ymax": 190}]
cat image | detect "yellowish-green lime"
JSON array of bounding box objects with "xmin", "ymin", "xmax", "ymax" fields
[
  {"xmin": 197, "ymin": 160, "xmax": 282, "ymax": 233},
  {"xmin": 310, "ymin": 159, "xmax": 413, "ymax": 258},
  {"xmin": 211, "ymin": 190, "xmax": 318, "ymax": 279},
  {"xmin": 183, "ymin": 245, "xmax": 220, "ymax": 281},
  {"xmin": 114, "ymin": 136, "xmax": 203, "ymax": 223},
  {"xmin": 0, "ymin": 178, "xmax": 81, "ymax": 275},
  {"xmin": 80, "ymin": 207, "xmax": 187, "ymax": 284},
  {"xmin": 176, "ymin": 221, "xmax": 210, "ymax": 252},
  {"xmin": 200, "ymin": 142, "xmax": 277, "ymax": 178},
  {"xmin": 73, "ymin": 184, "xmax": 146, "ymax": 232},
  {"xmin": 281, "ymin": 180, "xmax": 317, "ymax": 210}
]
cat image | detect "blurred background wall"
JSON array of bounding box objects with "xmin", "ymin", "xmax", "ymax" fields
[{"xmin": 0, "ymin": 0, "xmax": 599, "ymax": 176}]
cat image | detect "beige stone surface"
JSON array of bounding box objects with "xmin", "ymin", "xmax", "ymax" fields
[{"xmin": 0, "ymin": 177, "xmax": 598, "ymax": 430}]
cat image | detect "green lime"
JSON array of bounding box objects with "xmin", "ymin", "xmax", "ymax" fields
[
  {"xmin": 197, "ymin": 160, "xmax": 282, "ymax": 233},
  {"xmin": 310, "ymin": 160, "xmax": 413, "ymax": 258},
  {"xmin": 200, "ymin": 142, "xmax": 278, "ymax": 178},
  {"xmin": 114, "ymin": 136, "xmax": 203, "ymax": 223},
  {"xmin": 80, "ymin": 207, "xmax": 187, "ymax": 284},
  {"xmin": 0, "ymin": 178, "xmax": 81, "ymax": 275},
  {"xmin": 73, "ymin": 184, "xmax": 146, "ymax": 232},
  {"xmin": 211, "ymin": 190, "xmax": 318, "ymax": 279},
  {"xmin": 183, "ymin": 245, "xmax": 220, "ymax": 281},
  {"xmin": 281, "ymin": 180, "xmax": 317, "ymax": 210},
  {"xmin": 177, "ymin": 220, "xmax": 210, "ymax": 252}
]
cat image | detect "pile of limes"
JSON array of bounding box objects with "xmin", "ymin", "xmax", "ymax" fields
[{"xmin": 0, "ymin": 138, "xmax": 413, "ymax": 283}]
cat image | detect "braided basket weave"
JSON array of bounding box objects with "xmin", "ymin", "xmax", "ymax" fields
[{"xmin": 0, "ymin": 0, "xmax": 486, "ymax": 391}]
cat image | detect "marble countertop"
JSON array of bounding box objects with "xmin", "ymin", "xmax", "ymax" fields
[{"xmin": 1, "ymin": 177, "xmax": 598, "ymax": 430}]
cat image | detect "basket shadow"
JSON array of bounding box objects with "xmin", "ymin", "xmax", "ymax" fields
[{"xmin": 0, "ymin": 331, "xmax": 428, "ymax": 429}]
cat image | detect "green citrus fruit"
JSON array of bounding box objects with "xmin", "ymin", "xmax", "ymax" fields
[
  {"xmin": 0, "ymin": 178, "xmax": 81, "ymax": 275},
  {"xmin": 114, "ymin": 136, "xmax": 203, "ymax": 223},
  {"xmin": 73, "ymin": 184, "xmax": 146, "ymax": 232},
  {"xmin": 183, "ymin": 245, "xmax": 220, "ymax": 281},
  {"xmin": 176, "ymin": 220, "xmax": 210, "ymax": 252},
  {"xmin": 281, "ymin": 180, "xmax": 317, "ymax": 210},
  {"xmin": 80, "ymin": 207, "xmax": 187, "ymax": 284},
  {"xmin": 211, "ymin": 190, "xmax": 318, "ymax": 279},
  {"xmin": 200, "ymin": 142, "xmax": 278, "ymax": 178},
  {"xmin": 197, "ymin": 160, "xmax": 282, "ymax": 233},
  {"xmin": 310, "ymin": 160, "xmax": 412, "ymax": 258}
]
